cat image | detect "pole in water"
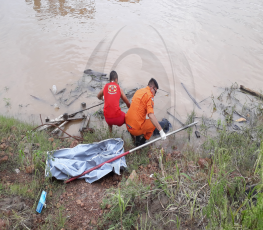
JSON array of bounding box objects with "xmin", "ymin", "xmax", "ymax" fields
[
  {"xmin": 181, "ymin": 83, "xmax": 201, "ymax": 109},
  {"xmin": 65, "ymin": 121, "xmax": 198, "ymax": 183},
  {"xmin": 69, "ymin": 102, "xmax": 104, "ymax": 117}
]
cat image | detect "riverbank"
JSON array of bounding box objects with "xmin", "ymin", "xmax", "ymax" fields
[{"xmin": 1, "ymin": 84, "xmax": 263, "ymax": 229}]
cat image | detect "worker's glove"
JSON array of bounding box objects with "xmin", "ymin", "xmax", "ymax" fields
[{"xmin": 159, "ymin": 129, "xmax": 166, "ymax": 140}]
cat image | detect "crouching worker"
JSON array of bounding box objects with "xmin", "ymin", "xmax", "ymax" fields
[
  {"xmin": 125, "ymin": 78, "xmax": 166, "ymax": 146},
  {"xmin": 97, "ymin": 71, "xmax": 130, "ymax": 133}
]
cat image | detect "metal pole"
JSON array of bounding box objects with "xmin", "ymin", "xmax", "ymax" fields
[
  {"xmin": 69, "ymin": 102, "xmax": 104, "ymax": 117},
  {"xmin": 129, "ymin": 121, "xmax": 198, "ymax": 153},
  {"xmin": 65, "ymin": 121, "xmax": 198, "ymax": 183}
]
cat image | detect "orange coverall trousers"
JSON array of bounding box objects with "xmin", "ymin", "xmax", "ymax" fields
[{"xmin": 126, "ymin": 119, "xmax": 155, "ymax": 140}]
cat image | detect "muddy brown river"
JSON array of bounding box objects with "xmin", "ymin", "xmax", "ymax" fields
[{"xmin": 1, "ymin": 0, "xmax": 263, "ymax": 133}]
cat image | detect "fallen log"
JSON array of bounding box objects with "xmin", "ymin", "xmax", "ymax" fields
[{"xmin": 240, "ymin": 85, "xmax": 263, "ymax": 100}]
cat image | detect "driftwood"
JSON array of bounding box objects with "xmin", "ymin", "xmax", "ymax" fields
[
  {"xmin": 240, "ymin": 85, "xmax": 263, "ymax": 100},
  {"xmin": 37, "ymin": 115, "xmax": 63, "ymax": 131},
  {"xmin": 51, "ymin": 121, "xmax": 68, "ymax": 134},
  {"xmin": 30, "ymin": 95, "xmax": 49, "ymax": 104},
  {"xmin": 56, "ymin": 88, "xmax": 66, "ymax": 95},
  {"xmin": 79, "ymin": 114, "xmax": 91, "ymax": 132},
  {"xmin": 47, "ymin": 115, "xmax": 85, "ymax": 123},
  {"xmin": 67, "ymin": 90, "xmax": 87, "ymax": 106},
  {"xmin": 83, "ymin": 69, "xmax": 107, "ymax": 82},
  {"xmin": 234, "ymin": 110, "xmax": 247, "ymax": 119},
  {"xmin": 181, "ymin": 83, "xmax": 201, "ymax": 109}
]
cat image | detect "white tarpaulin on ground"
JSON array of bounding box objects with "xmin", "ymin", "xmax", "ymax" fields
[{"xmin": 45, "ymin": 138, "xmax": 127, "ymax": 183}]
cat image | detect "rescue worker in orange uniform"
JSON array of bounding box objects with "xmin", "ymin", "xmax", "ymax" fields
[
  {"xmin": 125, "ymin": 78, "xmax": 166, "ymax": 146},
  {"xmin": 97, "ymin": 71, "xmax": 130, "ymax": 133}
]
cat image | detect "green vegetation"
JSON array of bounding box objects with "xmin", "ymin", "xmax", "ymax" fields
[
  {"xmin": 98, "ymin": 84, "xmax": 263, "ymax": 229},
  {"xmin": 0, "ymin": 115, "xmax": 68, "ymax": 229}
]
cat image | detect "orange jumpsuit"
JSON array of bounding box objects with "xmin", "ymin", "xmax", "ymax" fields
[{"xmin": 125, "ymin": 86, "xmax": 155, "ymax": 140}]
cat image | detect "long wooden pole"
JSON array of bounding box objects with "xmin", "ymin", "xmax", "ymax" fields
[
  {"xmin": 65, "ymin": 121, "xmax": 198, "ymax": 183},
  {"xmin": 240, "ymin": 85, "xmax": 263, "ymax": 100}
]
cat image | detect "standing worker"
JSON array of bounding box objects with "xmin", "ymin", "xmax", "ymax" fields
[
  {"xmin": 125, "ymin": 78, "xmax": 166, "ymax": 146},
  {"xmin": 97, "ymin": 71, "xmax": 130, "ymax": 133}
]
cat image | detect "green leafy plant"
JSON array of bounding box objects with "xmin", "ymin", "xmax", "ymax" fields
[{"xmin": 113, "ymin": 189, "xmax": 131, "ymax": 230}]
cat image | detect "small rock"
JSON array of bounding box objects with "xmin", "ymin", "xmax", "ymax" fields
[
  {"xmin": 0, "ymin": 156, "xmax": 8, "ymax": 163},
  {"xmin": 126, "ymin": 170, "xmax": 137, "ymax": 185},
  {"xmin": 15, "ymin": 169, "xmax": 20, "ymax": 174}
]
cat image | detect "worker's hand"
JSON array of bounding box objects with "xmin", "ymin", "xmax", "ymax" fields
[{"xmin": 159, "ymin": 129, "xmax": 166, "ymax": 140}]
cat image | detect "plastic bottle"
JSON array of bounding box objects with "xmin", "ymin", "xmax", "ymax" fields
[
  {"xmin": 52, "ymin": 85, "xmax": 57, "ymax": 94},
  {"xmin": 36, "ymin": 191, "xmax": 47, "ymax": 213}
]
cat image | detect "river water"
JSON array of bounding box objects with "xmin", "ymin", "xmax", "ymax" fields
[{"xmin": 0, "ymin": 0, "xmax": 263, "ymax": 130}]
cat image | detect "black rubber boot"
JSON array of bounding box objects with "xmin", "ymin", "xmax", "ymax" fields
[
  {"xmin": 139, "ymin": 137, "xmax": 146, "ymax": 146},
  {"xmin": 135, "ymin": 135, "xmax": 142, "ymax": 147}
]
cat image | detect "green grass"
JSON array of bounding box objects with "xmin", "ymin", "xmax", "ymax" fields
[
  {"xmin": 0, "ymin": 115, "xmax": 69, "ymax": 229},
  {"xmin": 98, "ymin": 110, "xmax": 263, "ymax": 229}
]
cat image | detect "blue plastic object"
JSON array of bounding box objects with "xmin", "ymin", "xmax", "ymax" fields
[{"xmin": 36, "ymin": 191, "xmax": 46, "ymax": 213}]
